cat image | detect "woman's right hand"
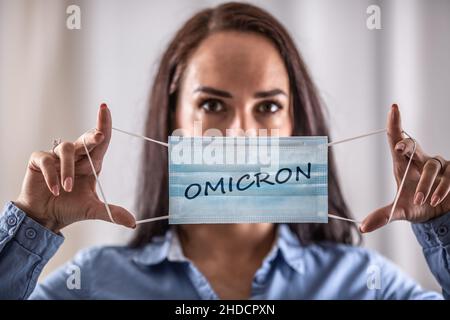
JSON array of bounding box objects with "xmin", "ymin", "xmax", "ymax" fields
[{"xmin": 13, "ymin": 103, "xmax": 136, "ymax": 233}]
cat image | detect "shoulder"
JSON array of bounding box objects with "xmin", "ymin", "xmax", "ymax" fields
[
  {"xmin": 71, "ymin": 232, "xmax": 169, "ymax": 272},
  {"xmin": 73, "ymin": 244, "xmax": 136, "ymax": 264},
  {"xmin": 71, "ymin": 243, "xmax": 150, "ymax": 273},
  {"xmin": 301, "ymin": 241, "xmax": 440, "ymax": 299},
  {"xmin": 305, "ymin": 241, "xmax": 382, "ymax": 264},
  {"xmin": 302, "ymin": 241, "xmax": 402, "ymax": 279}
]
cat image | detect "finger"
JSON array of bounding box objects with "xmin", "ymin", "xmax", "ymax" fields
[
  {"xmin": 73, "ymin": 129, "xmax": 105, "ymax": 159},
  {"xmin": 387, "ymin": 104, "xmax": 404, "ymax": 162},
  {"xmin": 414, "ymin": 159, "xmax": 441, "ymax": 205},
  {"xmin": 394, "ymin": 138, "xmax": 428, "ymax": 164},
  {"xmin": 30, "ymin": 152, "xmax": 60, "ymax": 196},
  {"xmin": 360, "ymin": 204, "xmax": 403, "ymax": 233},
  {"xmin": 74, "ymin": 158, "xmax": 102, "ymax": 176},
  {"xmin": 430, "ymin": 165, "xmax": 450, "ymax": 207},
  {"xmin": 90, "ymin": 103, "xmax": 112, "ymax": 160},
  {"xmin": 87, "ymin": 201, "xmax": 136, "ymax": 228},
  {"xmin": 53, "ymin": 142, "xmax": 75, "ymax": 192}
]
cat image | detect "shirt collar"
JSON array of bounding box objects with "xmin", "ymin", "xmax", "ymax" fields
[
  {"xmin": 132, "ymin": 228, "xmax": 180, "ymax": 266},
  {"xmin": 132, "ymin": 224, "xmax": 305, "ymax": 274}
]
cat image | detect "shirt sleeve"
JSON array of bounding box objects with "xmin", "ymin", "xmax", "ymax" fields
[
  {"xmin": 0, "ymin": 201, "xmax": 64, "ymax": 299},
  {"xmin": 412, "ymin": 211, "xmax": 450, "ymax": 299}
]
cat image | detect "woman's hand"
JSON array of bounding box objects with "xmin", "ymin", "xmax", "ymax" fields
[
  {"xmin": 13, "ymin": 103, "xmax": 136, "ymax": 233},
  {"xmin": 360, "ymin": 104, "xmax": 450, "ymax": 233}
]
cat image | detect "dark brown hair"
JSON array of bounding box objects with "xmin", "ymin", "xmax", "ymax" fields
[{"xmin": 129, "ymin": 2, "xmax": 360, "ymax": 247}]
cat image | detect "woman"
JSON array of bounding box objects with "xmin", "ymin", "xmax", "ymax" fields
[{"xmin": 1, "ymin": 2, "xmax": 449, "ymax": 299}]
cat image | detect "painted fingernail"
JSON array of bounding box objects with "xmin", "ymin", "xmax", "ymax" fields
[
  {"xmin": 64, "ymin": 177, "xmax": 73, "ymax": 192},
  {"xmin": 430, "ymin": 195, "xmax": 440, "ymax": 207},
  {"xmin": 52, "ymin": 185, "xmax": 60, "ymax": 196},
  {"xmin": 395, "ymin": 143, "xmax": 405, "ymax": 152},
  {"xmin": 391, "ymin": 104, "xmax": 398, "ymax": 120},
  {"xmin": 414, "ymin": 192, "xmax": 424, "ymax": 205},
  {"xmin": 100, "ymin": 103, "xmax": 107, "ymax": 109}
]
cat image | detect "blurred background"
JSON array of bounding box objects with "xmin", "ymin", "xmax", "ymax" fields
[{"xmin": 1, "ymin": 0, "xmax": 450, "ymax": 293}]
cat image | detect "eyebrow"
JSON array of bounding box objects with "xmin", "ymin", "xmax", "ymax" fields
[
  {"xmin": 253, "ymin": 89, "xmax": 287, "ymax": 98},
  {"xmin": 194, "ymin": 86, "xmax": 232, "ymax": 98},
  {"xmin": 194, "ymin": 86, "xmax": 287, "ymax": 99}
]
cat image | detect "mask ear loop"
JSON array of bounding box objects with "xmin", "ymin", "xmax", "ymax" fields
[
  {"xmin": 387, "ymin": 130, "xmax": 416, "ymax": 224},
  {"xmin": 82, "ymin": 132, "xmax": 116, "ymax": 224},
  {"xmin": 82, "ymin": 129, "xmax": 169, "ymax": 225},
  {"xmin": 327, "ymin": 129, "xmax": 417, "ymax": 228}
]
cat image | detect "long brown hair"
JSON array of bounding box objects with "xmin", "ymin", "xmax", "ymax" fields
[{"xmin": 129, "ymin": 2, "xmax": 360, "ymax": 247}]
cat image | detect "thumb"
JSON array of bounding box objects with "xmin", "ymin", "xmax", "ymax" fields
[
  {"xmin": 89, "ymin": 201, "xmax": 136, "ymax": 228},
  {"xmin": 360, "ymin": 204, "xmax": 393, "ymax": 233}
]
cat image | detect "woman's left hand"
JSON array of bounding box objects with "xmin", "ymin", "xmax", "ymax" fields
[{"xmin": 360, "ymin": 104, "xmax": 450, "ymax": 233}]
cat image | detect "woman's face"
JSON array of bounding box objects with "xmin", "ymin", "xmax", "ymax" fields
[{"xmin": 175, "ymin": 31, "xmax": 293, "ymax": 136}]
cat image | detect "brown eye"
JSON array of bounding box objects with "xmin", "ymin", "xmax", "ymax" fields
[
  {"xmin": 200, "ymin": 99, "xmax": 225, "ymax": 113},
  {"xmin": 256, "ymin": 101, "xmax": 282, "ymax": 114}
]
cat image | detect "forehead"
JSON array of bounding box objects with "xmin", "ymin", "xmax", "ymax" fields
[{"xmin": 182, "ymin": 31, "xmax": 289, "ymax": 93}]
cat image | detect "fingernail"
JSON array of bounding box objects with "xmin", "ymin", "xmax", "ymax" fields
[
  {"xmin": 395, "ymin": 143, "xmax": 405, "ymax": 152},
  {"xmin": 100, "ymin": 103, "xmax": 107, "ymax": 110},
  {"xmin": 391, "ymin": 104, "xmax": 398, "ymax": 119},
  {"xmin": 414, "ymin": 192, "xmax": 424, "ymax": 205},
  {"xmin": 64, "ymin": 177, "xmax": 73, "ymax": 192},
  {"xmin": 430, "ymin": 195, "xmax": 440, "ymax": 207},
  {"xmin": 52, "ymin": 185, "xmax": 60, "ymax": 196},
  {"xmin": 359, "ymin": 225, "xmax": 365, "ymax": 233}
]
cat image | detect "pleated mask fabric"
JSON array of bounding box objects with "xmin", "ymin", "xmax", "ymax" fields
[{"xmin": 168, "ymin": 136, "xmax": 328, "ymax": 224}]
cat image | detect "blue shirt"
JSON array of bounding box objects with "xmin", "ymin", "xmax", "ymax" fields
[{"xmin": 0, "ymin": 201, "xmax": 449, "ymax": 299}]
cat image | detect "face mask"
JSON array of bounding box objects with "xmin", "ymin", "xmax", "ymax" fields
[
  {"xmin": 83, "ymin": 127, "xmax": 415, "ymax": 228},
  {"xmin": 168, "ymin": 136, "xmax": 328, "ymax": 224}
]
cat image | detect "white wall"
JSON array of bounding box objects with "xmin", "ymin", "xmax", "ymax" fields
[{"xmin": 1, "ymin": 0, "xmax": 449, "ymax": 292}]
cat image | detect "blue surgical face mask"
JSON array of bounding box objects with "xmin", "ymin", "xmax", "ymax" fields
[{"xmin": 168, "ymin": 136, "xmax": 328, "ymax": 224}]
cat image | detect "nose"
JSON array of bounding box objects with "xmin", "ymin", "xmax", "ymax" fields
[{"xmin": 227, "ymin": 107, "xmax": 258, "ymax": 136}]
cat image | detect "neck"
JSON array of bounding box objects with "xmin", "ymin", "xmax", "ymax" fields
[{"xmin": 177, "ymin": 223, "xmax": 276, "ymax": 262}]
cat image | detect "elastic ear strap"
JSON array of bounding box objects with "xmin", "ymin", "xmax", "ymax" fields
[
  {"xmin": 82, "ymin": 132, "xmax": 169, "ymax": 225},
  {"xmin": 327, "ymin": 129, "xmax": 416, "ymax": 227},
  {"xmin": 327, "ymin": 128, "xmax": 387, "ymax": 147},
  {"xmin": 112, "ymin": 127, "xmax": 169, "ymax": 147},
  {"xmin": 82, "ymin": 133, "xmax": 116, "ymax": 224},
  {"xmin": 135, "ymin": 215, "xmax": 170, "ymax": 225},
  {"xmin": 328, "ymin": 214, "xmax": 362, "ymax": 224},
  {"xmin": 387, "ymin": 130, "xmax": 416, "ymax": 224}
]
